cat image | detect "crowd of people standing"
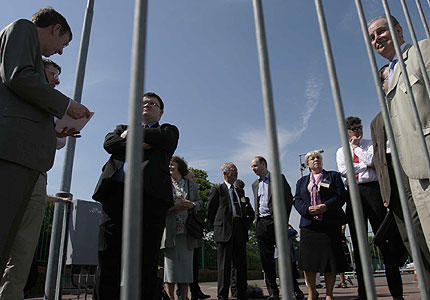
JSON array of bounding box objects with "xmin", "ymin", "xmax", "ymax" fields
[{"xmin": 2, "ymin": 5, "xmax": 430, "ymax": 300}]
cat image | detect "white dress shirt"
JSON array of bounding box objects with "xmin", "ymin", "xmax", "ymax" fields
[
  {"xmin": 336, "ymin": 138, "xmax": 378, "ymax": 185},
  {"xmin": 224, "ymin": 181, "xmax": 241, "ymax": 217}
]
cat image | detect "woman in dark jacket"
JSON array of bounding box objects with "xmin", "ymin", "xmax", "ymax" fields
[{"xmin": 294, "ymin": 150, "xmax": 347, "ymax": 300}]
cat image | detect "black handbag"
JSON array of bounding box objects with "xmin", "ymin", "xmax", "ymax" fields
[
  {"xmin": 185, "ymin": 180, "xmax": 204, "ymax": 239},
  {"xmin": 373, "ymin": 210, "xmax": 396, "ymax": 246},
  {"xmin": 186, "ymin": 208, "xmax": 204, "ymax": 239}
]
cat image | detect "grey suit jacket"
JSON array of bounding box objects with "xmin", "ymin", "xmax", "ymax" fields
[
  {"xmin": 251, "ymin": 172, "xmax": 293, "ymax": 220},
  {"xmin": 387, "ymin": 40, "xmax": 430, "ymax": 179},
  {"xmin": 160, "ymin": 178, "xmax": 203, "ymax": 250},
  {"xmin": 0, "ymin": 19, "xmax": 69, "ymax": 172}
]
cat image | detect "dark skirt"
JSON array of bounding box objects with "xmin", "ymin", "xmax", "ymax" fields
[{"xmin": 298, "ymin": 223, "xmax": 348, "ymax": 273}]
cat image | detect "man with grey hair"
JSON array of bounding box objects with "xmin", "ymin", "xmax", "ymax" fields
[
  {"xmin": 207, "ymin": 163, "xmax": 254, "ymax": 300},
  {"xmin": 368, "ymin": 15, "xmax": 430, "ymax": 250}
]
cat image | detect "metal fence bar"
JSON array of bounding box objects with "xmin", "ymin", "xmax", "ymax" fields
[
  {"xmin": 381, "ymin": 0, "xmax": 430, "ymax": 178},
  {"xmin": 416, "ymin": 0, "xmax": 430, "ymax": 38},
  {"xmin": 354, "ymin": 0, "xmax": 429, "ymax": 298},
  {"xmin": 251, "ymin": 0, "xmax": 294, "ymax": 298},
  {"xmin": 44, "ymin": 1, "xmax": 95, "ymax": 298},
  {"xmin": 120, "ymin": 0, "xmax": 148, "ymax": 299},
  {"xmin": 313, "ymin": 1, "xmax": 377, "ymax": 299},
  {"xmin": 401, "ymin": 0, "xmax": 430, "ymax": 122}
]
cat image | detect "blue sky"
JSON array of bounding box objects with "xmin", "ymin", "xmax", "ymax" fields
[{"xmin": 1, "ymin": 0, "xmax": 429, "ymax": 228}]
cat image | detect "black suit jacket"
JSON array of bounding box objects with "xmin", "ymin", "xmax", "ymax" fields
[
  {"xmin": 251, "ymin": 173, "xmax": 293, "ymax": 220},
  {"xmin": 294, "ymin": 170, "xmax": 346, "ymax": 228},
  {"xmin": 207, "ymin": 183, "xmax": 254, "ymax": 243},
  {"xmin": 92, "ymin": 123, "xmax": 179, "ymax": 208}
]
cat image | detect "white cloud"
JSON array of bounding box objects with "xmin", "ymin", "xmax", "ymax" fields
[{"xmin": 231, "ymin": 70, "xmax": 323, "ymax": 176}]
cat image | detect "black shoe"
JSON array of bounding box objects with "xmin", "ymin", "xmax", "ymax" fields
[
  {"xmin": 267, "ymin": 295, "xmax": 280, "ymax": 300},
  {"xmin": 192, "ymin": 290, "xmax": 210, "ymax": 300},
  {"xmin": 294, "ymin": 289, "xmax": 304, "ymax": 300}
]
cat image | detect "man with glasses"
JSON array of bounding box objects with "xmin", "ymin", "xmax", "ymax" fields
[
  {"xmin": 336, "ymin": 116, "xmax": 403, "ymax": 300},
  {"xmin": 93, "ymin": 92, "xmax": 179, "ymax": 300},
  {"xmin": 0, "ymin": 59, "xmax": 78, "ymax": 299}
]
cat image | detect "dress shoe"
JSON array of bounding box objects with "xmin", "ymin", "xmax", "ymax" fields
[
  {"xmin": 191, "ymin": 290, "xmax": 211, "ymax": 300},
  {"xmin": 294, "ymin": 289, "xmax": 304, "ymax": 300}
]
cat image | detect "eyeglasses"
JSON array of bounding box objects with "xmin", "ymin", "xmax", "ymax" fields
[
  {"xmin": 143, "ymin": 100, "xmax": 160, "ymax": 108},
  {"xmin": 349, "ymin": 126, "xmax": 362, "ymax": 132}
]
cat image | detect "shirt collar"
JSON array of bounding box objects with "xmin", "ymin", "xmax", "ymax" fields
[
  {"xmin": 143, "ymin": 121, "xmax": 158, "ymax": 128},
  {"xmin": 224, "ymin": 181, "xmax": 233, "ymax": 189},
  {"xmin": 259, "ymin": 171, "xmax": 270, "ymax": 182}
]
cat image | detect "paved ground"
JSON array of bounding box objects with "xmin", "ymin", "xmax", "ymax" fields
[{"xmin": 26, "ymin": 273, "xmax": 422, "ymax": 299}]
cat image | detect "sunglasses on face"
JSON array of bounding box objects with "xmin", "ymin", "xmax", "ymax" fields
[{"xmin": 349, "ymin": 126, "xmax": 362, "ymax": 132}]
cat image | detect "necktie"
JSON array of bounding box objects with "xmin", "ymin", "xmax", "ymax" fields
[
  {"xmin": 388, "ymin": 59, "xmax": 397, "ymax": 86},
  {"xmin": 231, "ymin": 186, "xmax": 241, "ymax": 217},
  {"xmin": 353, "ymin": 152, "xmax": 359, "ymax": 178}
]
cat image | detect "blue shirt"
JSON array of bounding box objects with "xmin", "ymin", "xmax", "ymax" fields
[{"xmin": 258, "ymin": 172, "xmax": 271, "ymax": 217}]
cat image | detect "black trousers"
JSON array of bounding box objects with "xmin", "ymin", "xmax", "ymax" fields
[
  {"xmin": 189, "ymin": 247, "xmax": 202, "ymax": 296},
  {"xmin": 94, "ymin": 181, "xmax": 168, "ymax": 300},
  {"xmin": 216, "ymin": 218, "xmax": 248, "ymax": 300},
  {"xmin": 256, "ymin": 217, "xmax": 279, "ymax": 296},
  {"xmin": 346, "ymin": 181, "xmax": 403, "ymax": 299},
  {"xmin": 0, "ymin": 159, "xmax": 39, "ymax": 278}
]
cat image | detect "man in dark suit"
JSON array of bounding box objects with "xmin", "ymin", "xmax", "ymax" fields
[
  {"xmin": 250, "ymin": 156, "xmax": 297, "ymax": 300},
  {"xmin": 93, "ymin": 92, "xmax": 179, "ymax": 300},
  {"xmin": 0, "ymin": 7, "xmax": 90, "ymax": 278},
  {"xmin": 207, "ymin": 163, "xmax": 254, "ymax": 300}
]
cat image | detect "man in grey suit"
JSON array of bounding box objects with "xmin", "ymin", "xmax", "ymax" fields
[
  {"xmin": 250, "ymin": 156, "xmax": 297, "ymax": 300},
  {"xmin": 368, "ymin": 15, "xmax": 430, "ymax": 250},
  {"xmin": 0, "ymin": 7, "xmax": 90, "ymax": 277}
]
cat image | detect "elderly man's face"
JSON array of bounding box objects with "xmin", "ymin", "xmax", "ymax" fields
[
  {"xmin": 368, "ymin": 18, "xmax": 403, "ymax": 60},
  {"xmin": 223, "ymin": 165, "xmax": 238, "ymax": 185}
]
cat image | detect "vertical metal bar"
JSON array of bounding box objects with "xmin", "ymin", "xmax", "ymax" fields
[
  {"xmin": 44, "ymin": 1, "xmax": 95, "ymax": 299},
  {"xmin": 121, "ymin": 0, "xmax": 147, "ymax": 299},
  {"xmin": 354, "ymin": 1, "xmax": 429, "ymax": 298},
  {"xmin": 381, "ymin": 0, "xmax": 430, "ymax": 178},
  {"xmin": 416, "ymin": 0, "xmax": 430, "ymax": 38},
  {"xmin": 402, "ymin": 0, "xmax": 430, "ymax": 117},
  {"xmin": 313, "ymin": 1, "xmax": 377, "ymax": 299},
  {"xmin": 54, "ymin": 201, "xmax": 72, "ymax": 300},
  {"xmin": 251, "ymin": 1, "xmax": 294, "ymax": 298}
]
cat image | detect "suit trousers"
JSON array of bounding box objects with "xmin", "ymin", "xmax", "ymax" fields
[
  {"xmin": 94, "ymin": 181, "xmax": 168, "ymax": 300},
  {"xmin": 386, "ymin": 156, "xmax": 430, "ymax": 291},
  {"xmin": 189, "ymin": 247, "xmax": 201, "ymax": 296},
  {"xmin": 0, "ymin": 159, "xmax": 39, "ymax": 281},
  {"xmin": 216, "ymin": 218, "xmax": 247, "ymax": 300},
  {"xmin": 346, "ymin": 181, "xmax": 403, "ymax": 299},
  {"xmin": 256, "ymin": 217, "xmax": 279, "ymax": 296},
  {"xmin": 0, "ymin": 172, "xmax": 47, "ymax": 300},
  {"xmin": 409, "ymin": 178, "xmax": 430, "ymax": 252}
]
